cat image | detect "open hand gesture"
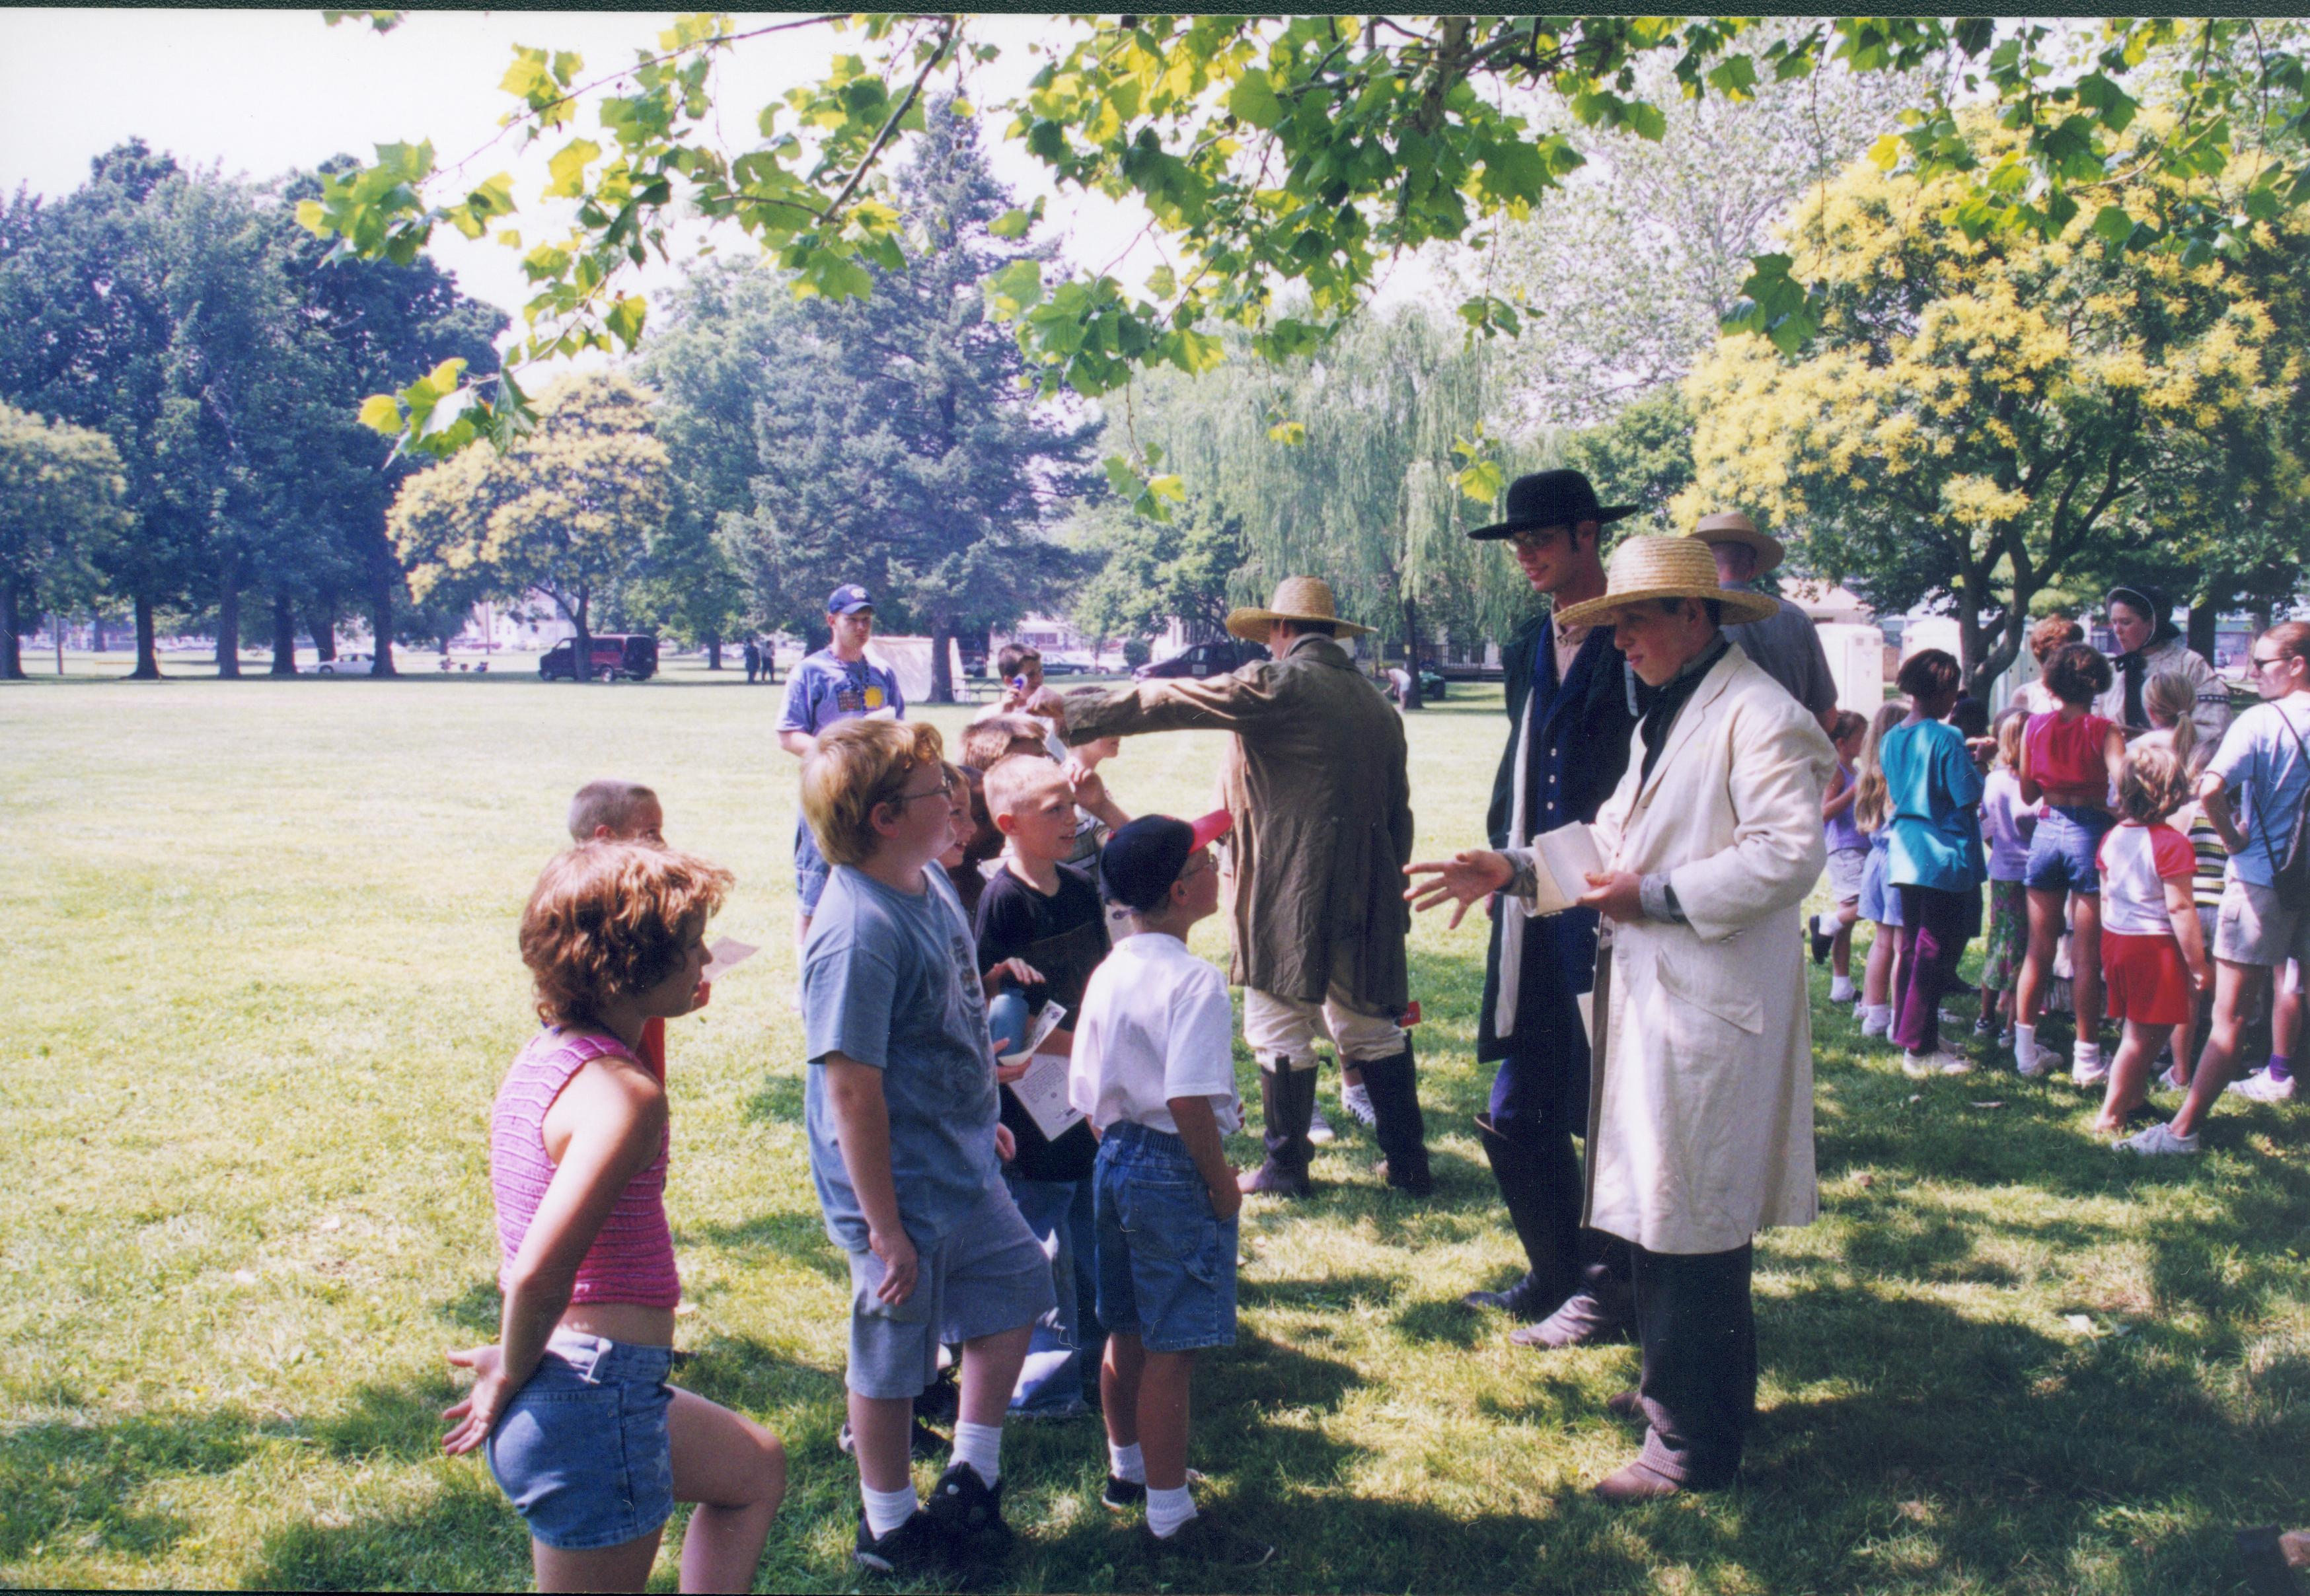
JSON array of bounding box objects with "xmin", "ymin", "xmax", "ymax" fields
[
  {"xmin": 440, "ymin": 1344, "xmax": 510, "ymax": 1456},
  {"xmin": 1403, "ymin": 850, "xmax": 1514, "ymax": 929}
]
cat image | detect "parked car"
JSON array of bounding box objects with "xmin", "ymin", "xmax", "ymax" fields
[
  {"xmin": 1135, "ymin": 639, "xmax": 1269, "ymax": 680},
  {"xmin": 1039, "ymin": 657, "xmax": 1097, "ymax": 676},
  {"xmin": 539, "ymin": 634, "xmax": 659, "ymax": 682},
  {"xmin": 309, "ymin": 652, "xmax": 373, "ymax": 676}
]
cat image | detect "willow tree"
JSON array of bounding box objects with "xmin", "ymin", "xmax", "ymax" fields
[
  {"xmin": 1678, "ymin": 114, "xmax": 2309, "ymax": 697},
  {"xmin": 1129, "ymin": 307, "xmax": 1539, "ymax": 707}
]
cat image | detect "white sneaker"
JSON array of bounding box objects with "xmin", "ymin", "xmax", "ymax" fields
[
  {"xmin": 2015, "ymin": 1050, "xmax": 2049, "ymax": 1078},
  {"xmin": 2114, "ymin": 1122, "xmax": 2200, "ymax": 1155},
  {"xmin": 1829, "ymin": 976, "xmax": 1857, "ymax": 1005},
  {"xmin": 2229, "ymin": 1070, "xmax": 2297, "ymax": 1104},
  {"xmin": 1860, "ymin": 1006, "xmax": 1892, "ymax": 1039},
  {"xmin": 2157, "ymin": 1064, "xmax": 2188, "ymax": 1094},
  {"xmin": 1307, "ymin": 1104, "xmax": 1336, "ymax": 1145},
  {"xmin": 2071, "ymin": 1056, "xmax": 2110, "ymax": 1089},
  {"xmin": 1341, "ymin": 1082, "xmax": 1378, "ymax": 1127},
  {"xmin": 1902, "ymin": 1049, "xmax": 1974, "ymax": 1077}
]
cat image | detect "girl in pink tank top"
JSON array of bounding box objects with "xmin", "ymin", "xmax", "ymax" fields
[{"xmin": 440, "ymin": 840, "xmax": 785, "ymax": 1590}]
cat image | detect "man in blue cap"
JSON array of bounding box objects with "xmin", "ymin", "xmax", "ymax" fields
[
  {"xmin": 1454, "ymin": 470, "xmax": 1641, "ymax": 1349},
  {"xmin": 779, "ymin": 585, "xmax": 906, "ymax": 945}
]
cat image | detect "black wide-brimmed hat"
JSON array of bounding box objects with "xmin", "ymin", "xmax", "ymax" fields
[{"xmin": 1468, "ymin": 468, "xmax": 1637, "ymax": 541}]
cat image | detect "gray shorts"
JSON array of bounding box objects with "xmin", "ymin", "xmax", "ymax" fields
[
  {"xmin": 2213, "ymin": 876, "xmax": 2310, "ymax": 968},
  {"xmin": 1826, "ymin": 846, "xmax": 1867, "ymax": 905},
  {"xmin": 845, "ymin": 1186, "xmax": 1055, "ymax": 1400}
]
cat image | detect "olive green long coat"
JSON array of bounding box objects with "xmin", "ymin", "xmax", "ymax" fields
[{"xmin": 1061, "ymin": 635, "xmax": 1414, "ymax": 1007}]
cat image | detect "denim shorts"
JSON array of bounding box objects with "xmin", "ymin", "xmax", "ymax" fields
[
  {"xmin": 1857, "ymin": 844, "xmax": 1905, "ymax": 927},
  {"xmin": 1094, "ymin": 1122, "xmax": 1238, "ymax": 1354},
  {"xmin": 486, "ymin": 1331, "xmax": 675, "ymax": 1551},
  {"xmin": 794, "ymin": 816, "xmax": 832, "ymax": 914},
  {"xmin": 2025, "ymin": 805, "xmax": 2112, "ymax": 896},
  {"xmin": 845, "ymin": 1185, "xmax": 1055, "ymax": 1400}
]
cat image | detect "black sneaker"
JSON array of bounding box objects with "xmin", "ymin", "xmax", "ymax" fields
[
  {"xmin": 1146, "ymin": 1511, "xmax": 1275, "ymax": 1568},
  {"xmin": 1102, "ymin": 1467, "xmax": 1205, "ymax": 1510},
  {"xmin": 1808, "ymin": 917, "xmax": 1835, "ymax": 966},
  {"xmin": 854, "ymin": 1509, "xmax": 951, "ymax": 1578},
  {"xmin": 926, "ymin": 1461, "xmax": 1014, "ymax": 1562}
]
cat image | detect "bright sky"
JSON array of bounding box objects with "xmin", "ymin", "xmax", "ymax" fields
[{"xmin": 0, "ymin": 9, "xmax": 1172, "ymax": 332}]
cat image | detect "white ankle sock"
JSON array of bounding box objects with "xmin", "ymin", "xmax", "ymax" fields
[
  {"xmin": 2074, "ymin": 1040, "xmax": 2102, "ymax": 1067},
  {"xmin": 1830, "ymin": 976, "xmax": 1856, "ymax": 1003},
  {"xmin": 1146, "ymin": 1483, "xmax": 1197, "ymax": 1539},
  {"xmin": 951, "ymin": 1420, "xmax": 1002, "ymax": 1486},
  {"xmin": 1108, "ymin": 1440, "xmax": 1145, "ymax": 1483},
  {"xmin": 862, "ymin": 1481, "xmax": 920, "ymax": 1539},
  {"xmin": 2015, "ymin": 1023, "xmax": 2038, "ymax": 1068}
]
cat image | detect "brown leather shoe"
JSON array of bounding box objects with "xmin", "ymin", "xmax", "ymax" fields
[
  {"xmin": 1592, "ymin": 1459, "xmax": 1684, "ymax": 1503},
  {"xmin": 1507, "ymin": 1289, "xmax": 1633, "ymax": 1349},
  {"xmin": 1604, "ymin": 1389, "xmax": 1641, "ymax": 1420}
]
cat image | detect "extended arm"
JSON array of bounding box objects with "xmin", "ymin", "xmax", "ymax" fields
[{"xmin": 1061, "ymin": 667, "xmax": 1282, "ymax": 745}]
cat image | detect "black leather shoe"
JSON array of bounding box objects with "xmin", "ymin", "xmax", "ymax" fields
[
  {"xmin": 1509, "ymin": 1289, "xmax": 1634, "ymax": 1350},
  {"xmin": 1462, "ymin": 1271, "xmax": 1564, "ymax": 1321},
  {"xmin": 1592, "ymin": 1459, "xmax": 1686, "ymax": 1503}
]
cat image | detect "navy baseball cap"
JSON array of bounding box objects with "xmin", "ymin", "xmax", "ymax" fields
[
  {"xmin": 1099, "ymin": 810, "xmax": 1232, "ymax": 914},
  {"xmin": 827, "ymin": 584, "xmax": 873, "ymax": 615}
]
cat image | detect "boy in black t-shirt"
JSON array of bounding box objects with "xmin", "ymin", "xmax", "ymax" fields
[{"xmin": 975, "ymin": 754, "xmax": 1111, "ymax": 1418}]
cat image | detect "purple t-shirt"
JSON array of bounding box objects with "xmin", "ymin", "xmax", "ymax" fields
[{"xmin": 1980, "ymin": 768, "xmax": 2037, "ymax": 882}]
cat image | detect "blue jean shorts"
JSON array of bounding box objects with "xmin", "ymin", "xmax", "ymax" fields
[
  {"xmin": 794, "ymin": 815, "xmax": 832, "ymax": 914},
  {"xmin": 1094, "ymin": 1122, "xmax": 1238, "ymax": 1354},
  {"xmin": 845, "ymin": 1185, "xmax": 1055, "ymax": 1400},
  {"xmin": 1858, "ymin": 843, "xmax": 1905, "ymax": 927},
  {"xmin": 486, "ymin": 1331, "xmax": 675, "ymax": 1551},
  {"xmin": 2025, "ymin": 805, "xmax": 2112, "ymax": 896}
]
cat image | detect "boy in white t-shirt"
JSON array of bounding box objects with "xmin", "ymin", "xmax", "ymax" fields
[{"xmin": 1068, "ymin": 812, "xmax": 1273, "ymax": 1570}]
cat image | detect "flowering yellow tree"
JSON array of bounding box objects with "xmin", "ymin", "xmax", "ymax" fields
[{"xmin": 1679, "ymin": 118, "xmax": 2307, "ymax": 694}]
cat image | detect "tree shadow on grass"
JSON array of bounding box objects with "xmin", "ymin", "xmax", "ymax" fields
[
  {"xmin": 0, "ymin": 1407, "xmax": 253, "ymax": 1561},
  {"xmin": 241, "ymin": 1469, "xmax": 529, "ymax": 1591},
  {"xmin": 743, "ymin": 1069, "xmax": 806, "ymax": 1127},
  {"xmin": 433, "ymin": 1278, "xmax": 500, "ymax": 1336},
  {"xmin": 677, "ymin": 1207, "xmax": 848, "ymax": 1284}
]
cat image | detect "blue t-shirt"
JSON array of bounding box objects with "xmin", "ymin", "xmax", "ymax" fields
[
  {"xmin": 802, "ymin": 864, "xmax": 1000, "ymax": 1253},
  {"xmin": 1882, "ymin": 718, "xmax": 1986, "ymax": 892},
  {"xmin": 778, "ymin": 649, "xmax": 905, "ymax": 737},
  {"xmin": 2208, "ymin": 697, "xmax": 2310, "ymax": 889}
]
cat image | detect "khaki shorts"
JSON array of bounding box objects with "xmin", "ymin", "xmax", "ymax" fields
[
  {"xmin": 1242, "ymin": 943, "xmax": 1405, "ymax": 1068},
  {"xmin": 2213, "ymin": 876, "xmax": 2310, "ymax": 968}
]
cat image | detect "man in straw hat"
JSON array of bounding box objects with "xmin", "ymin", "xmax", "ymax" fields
[
  {"xmin": 1409, "ymin": 535, "xmax": 1836, "ymax": 1500},
  {"xmin": 1057, "ymin": 576, "xmax": 1431, "ymax": 1200},
  {"xmin": 1688, "ymin": 511, "xmax": 1840, "ymax": 736},
  {"xmin": 1452, "ymin": 469, "xmax": 1645, "ymax": 1352}
]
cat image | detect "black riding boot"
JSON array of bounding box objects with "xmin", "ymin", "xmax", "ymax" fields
[
  {"xmin": 1238, "ymin": 1064, "xmax": 1314, "ymax": 1197},
  {"xmin": 1357, "ymin": 1044, "xmax": 1433, "ymax": 1196},
  {"xmin": 1462, "ymin": 1114, "xmax": 1577, "ymax": 1319}
]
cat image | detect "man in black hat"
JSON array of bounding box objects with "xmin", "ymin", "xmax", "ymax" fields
[{"xmin": 1455, "ymin": 470, "xmax": 1640, "ymax": 1349}]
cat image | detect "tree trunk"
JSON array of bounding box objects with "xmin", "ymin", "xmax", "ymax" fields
[
  {"xmin": 131, "ymin": 595, "xmax": 161, "ymax": 679},
  {"xmin": 1399, "ymin": 595, "xmax": 1425, "ymax": 711},
  {"xmin": 367, "ymin": 551, "xmax": 398, "ymax": 676},
  {"xmin": 2186, "ymin": 600, "xmax": 2217, "ymax": 660},
  {"xmin": 312, "ymin": 593, "xmax": 338, "ymax": 663},
  {"xmin": 54, "ymin": 612, "xmax": 65, "ymax": 675},
  {"xmin": 0, "ymin": 579, "xmax": 20, "ymax": 680},
  {"xmin": 90, "ymin": 614, "xmax": 107, "ymax": 653},
  {"xmin": 270, "ymin": 592, "xmax": 299, "ymax": 676},
  {"xmin": 706, "ymin": 632, "xmax": 723, "ymax": 671},
  {"xmin": 928, "ymin": 617, "xmax": 955, "ymax": 704},
  {"xmin": 572, "ymin": 584, "xmax": 591, "ymax": 682},
  {"xmin": 215, "ymin": 548, "xmax": 242, "ymax": 680}
]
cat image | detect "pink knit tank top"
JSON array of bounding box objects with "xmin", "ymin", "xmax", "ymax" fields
[{"xmin": 490, "ymin": 1028, "xmax": 680, "ymax": 1309}]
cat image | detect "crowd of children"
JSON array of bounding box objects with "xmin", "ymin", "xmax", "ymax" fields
[
  {"xmin": 445, "ymin": 601, "xmax": 2309, "ymax": 1590},
  {"xmin": 1813, "ymin": 622, "xmax": 2310, "ymax": 1158}
]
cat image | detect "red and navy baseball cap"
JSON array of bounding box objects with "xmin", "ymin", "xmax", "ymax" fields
[
  {"xmin": 1099, "ymin": 809, "xmax": 1232, "ymax": 913},
  {"xmin": 827, "ymin": 584, "xmax": 873, "ymax": 615}
]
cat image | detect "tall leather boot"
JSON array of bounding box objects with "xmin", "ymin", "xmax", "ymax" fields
[
  {"xmin": 1462, "ymin": 1114, "xmax": 1576, "ymax": 1319},
  {"xmin": 1238, "ymin": 1063, "xmax": 1314, "ymax": 1197},
  {"xmin": 1358, "ymin": 1044, "xmax": 1433, "ymax": 1196}
]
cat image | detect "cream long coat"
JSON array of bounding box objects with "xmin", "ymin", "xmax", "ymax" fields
[{"xmin": 1551, "ymin": 644, "xmax": 1836, "ymax": 1254}]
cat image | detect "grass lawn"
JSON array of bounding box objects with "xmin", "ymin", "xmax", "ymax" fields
[{"xmin": 3, "ymin": 663, "xmax": 2305, "ymax": 1593}]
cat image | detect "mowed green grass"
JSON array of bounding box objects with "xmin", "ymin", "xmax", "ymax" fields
[{"xmin": 3, "ymin": 663, "xmax": 2307, "ymax": 1595}]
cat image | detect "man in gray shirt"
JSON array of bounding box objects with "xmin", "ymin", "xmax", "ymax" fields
[{"xmin": 1688, "ymin": 512, "xmax": 1840, "ymax": 737}]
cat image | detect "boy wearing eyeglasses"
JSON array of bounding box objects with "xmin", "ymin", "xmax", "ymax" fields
[{"xmin": 798, "ymin": 718, "xmax": 1052, "ymax": 1579}]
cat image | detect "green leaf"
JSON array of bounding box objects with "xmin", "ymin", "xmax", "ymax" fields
[
  {"xmin": 1455, "ymin": 458, "xmax": 1506, "ymax": 505},
  {"xmin": 1625, "ymin": 101, "xmax": 1668, "ymax": 143},
  {"xmin": 985, "ymin": 258, "xmax": 1044, "ymax": 318},
  {"xmin": 603, "ymin": 295, "xmax": 647, "ymax": 349},
  {"xmin": 2091, "ymin": 203, "xmax": 2134, "ymax": 245},
  {"xmin": 1144, "ymin": 264, "xmax": 1177, "ymax": 300},
  {"xmin": 1267, "ymin": 419, "xmax": 1308, "ymax": 446},
  {"xmin": 552, "ymin": 50, "xmax": 583, "ymax": 87},
  {"xmin": 545, "ymin": 138, "xmax": 601, "ymax": 199},
  {"xmin": 1227, "ymin": 70, "xmax": 1285, "ymax": 131},
  {"xmin": 357, "ymin": 394, "xmax": 404, "ymax": 434},
  {"xmin": 988, "ymin": 207, "xmax": 1033, "ymax": 240}
]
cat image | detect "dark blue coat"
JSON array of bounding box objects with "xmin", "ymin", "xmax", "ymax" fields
[{"xmin": 1475, "ymin": 614, "xmax": 1638, "ymax": 1124}]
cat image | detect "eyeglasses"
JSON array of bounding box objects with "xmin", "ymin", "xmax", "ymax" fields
[
  {"xmin": 896, "ymin": 770, "xmax": 957, "ymax": 805},
  {"xmin": 2251, "ymin": 652, "xmax": 2295, "ymax": 672}
]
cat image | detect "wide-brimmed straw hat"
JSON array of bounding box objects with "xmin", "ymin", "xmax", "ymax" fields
[
  {"xmin": 1224, "ymin": 577, "xmax": 1373, "ymax": 643},
  {"xmin": 1686, "ymin": 510, "xmax": 1786, "ymax": 575},
  {"xmin": 1553, "ymin": 536, "xmax": 1780, "ymax": 630}
]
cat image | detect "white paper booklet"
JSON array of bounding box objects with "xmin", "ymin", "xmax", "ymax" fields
[
  {"xmin": 1011, "ymin": 1052, "xmax": 1086, "ymax": 1141},
  {"xmin": 1524, "ymin": 821, "xmax": 1603, "ymax": 916},
  {"xmin": 998, "ymin": 1003, "xmax": 1066, "ymax": 1069},
  {"xmin": 700, "ymin": 937, "xmax": 759, "ymax": 981}
]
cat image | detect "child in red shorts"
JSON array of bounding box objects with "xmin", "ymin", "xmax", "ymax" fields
[{"xmin": 2090, "ymin": 743, "xmax": 2213, "ymax": 1136}]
